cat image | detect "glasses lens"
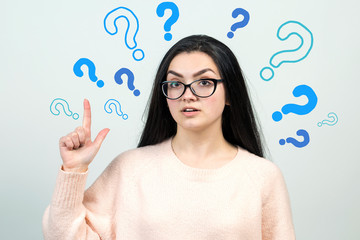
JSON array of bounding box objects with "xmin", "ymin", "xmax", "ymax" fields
[
  {"xmin": 162, "ymin": 79, "xmax": 219, "ymax": 99},
  {"xmin": 162, "ymin": 81, "xmax": 184, "ymax": 99},
  {"xmin": 191, "ymin": 79, "xmax": 215, "ymax": 97}
]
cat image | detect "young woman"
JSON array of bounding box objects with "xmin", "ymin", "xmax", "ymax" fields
[{"xmin": 43, "ymin": 35, "xmax": 295, "ymax": 239}]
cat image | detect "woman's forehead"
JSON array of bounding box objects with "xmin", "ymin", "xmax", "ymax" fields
[{"xmin": 167, "ymin": 52, "xmax": 219, "ymax": 76}]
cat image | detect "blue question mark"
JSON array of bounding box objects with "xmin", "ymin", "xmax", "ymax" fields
[
  {"xmin": 114, "ymin": 68, "xmax": 140, "ymax": 96},
  {"xmin": 156, "ymin": 2, "xmax": 179, "ymax": 41},
  {"xmin": 73, "ymin": 58, "xmax": 104, "ymax": 88},
  {"xmin": 318, "ymin": 112, "xmax": 338, "ymax": 127},
  {"xmin": 272, "ymin": 84, "xmax": 318, "ymax": 122},
  {"xmin": 260, "ymin": 21, "xmax": 314, "ymax": 81},
  {"xmin": 279, "ymin": 129, "xmax": 310, "ymax": 148},
  {"xmin": 227, "ymin": 8, "xmax": 250, "ymax": 39},
  {"xmin": 50, "ymin": 98, "xmax": 79, "ymax": 120},
  {"xmin": 104, "ymin": 7, "xmax": 144, "ymax": 61},
  {"xmin": 104, "ymin": 99, "xmax": 128, "ymax": 120}
]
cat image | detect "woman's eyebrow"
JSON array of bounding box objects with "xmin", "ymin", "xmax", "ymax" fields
[
  {"xmin": 167, "ymin": 68, "xmax": 216, "ymax": 78},
  {"xmin": 193, "ymin": 68, "xmax": 216, "ymax": 77},
  {"xmin": 167, "ymin": 70, "xmax": 183, "ymax": 78}
]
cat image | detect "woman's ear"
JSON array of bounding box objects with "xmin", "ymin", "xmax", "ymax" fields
[
  {"xmin": 224, "ymin": 86, "xmax": 230, "ymax": 106},
  {"xmin": 225, "ymin": 94, "xmax": 230, "ymax": 106}
]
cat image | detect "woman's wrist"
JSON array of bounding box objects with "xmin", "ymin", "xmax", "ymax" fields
[{"xmin": 62, "ymin": 165, "xmax": 88, "ymax": 173}]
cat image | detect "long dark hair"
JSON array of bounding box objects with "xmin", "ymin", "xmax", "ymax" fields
[{"xmin": 138, "ymin": 35, "xmax": 264, "ymax": 158}]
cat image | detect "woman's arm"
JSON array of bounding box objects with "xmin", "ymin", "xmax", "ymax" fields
[
  {"xmin": 261, "ymin": 165, "xmax": 296, "ymax": 240},
  {"xmin": 43, "ymin": 161, "xmax": 119, "ymax": 239},
  {"xmin": 42, "ymin": 169, "xmax": 101, "ymax": 239},
  {"xmin": 43, "ymin": 99, "xmax": 113, "ymax": 239}
]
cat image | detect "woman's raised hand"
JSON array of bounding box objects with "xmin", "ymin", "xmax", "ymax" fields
[{"xmin": 59, "ymin": 99, "xmax": 110, "ymax": 172}]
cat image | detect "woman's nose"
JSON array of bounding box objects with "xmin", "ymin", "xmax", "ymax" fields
[{"xmin": 181, "ymin": 86, "xmax": 197, "ymax": 100}]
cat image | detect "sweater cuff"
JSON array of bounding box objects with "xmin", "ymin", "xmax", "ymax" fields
[{"xmin": 51, "ymin": 167, "xmax": 88, "ymax": 209}]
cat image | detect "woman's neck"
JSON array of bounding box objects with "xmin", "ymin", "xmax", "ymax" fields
[{"xmin": 171, "ymin": 127, "xmax": 238, "ymax": 169}]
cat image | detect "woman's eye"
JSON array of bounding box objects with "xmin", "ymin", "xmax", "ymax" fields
[
  {"xmin": 169, "ymin": 82, "xmax": 180, "ymax": 88},
  {"xmin": 198, "ymin": 80, "xmax": 213, "ymax": 86}
]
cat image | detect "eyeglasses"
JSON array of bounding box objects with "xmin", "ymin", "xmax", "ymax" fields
[{"xmin": 161, "ymin": 79, "xmax": 223, "ymax": 100}]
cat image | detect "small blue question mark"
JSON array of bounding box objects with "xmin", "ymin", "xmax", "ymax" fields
[
  {"xmin": 104, "ymin": 99, "xmax": 128, "ymax": 120},
  {"xmin": 156, "ymin": 2, "xmax": 179, "ymax": 41},
  {"xmin": 114, "ymin": 68, "xmax": 140, "ymax": 96},
  {"xmin": 227, "ymin": 8, "xmax": 250, "ymax": 39},
  {"xmin": 272, "ymin": 84, "xmax": 318, "ymax": 122},
  {"xmin": 279, "ymin": 129, "xmax": 310, "ymax": 148},
  {"xmin": 50, "ymin": 98, "xmax": 79, "ymax": 120},
  {"xmin": 73, "ymin": 58, "xmax": 104, "ymax": 88},
  {"xmin": 318, "ymin": 112, "xmax": 338, "ymax": 127}
]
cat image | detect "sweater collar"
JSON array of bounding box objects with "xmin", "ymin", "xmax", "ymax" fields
[{"xmin": 161, "ymin": 138, "xmax": 244, "ymax": 182}]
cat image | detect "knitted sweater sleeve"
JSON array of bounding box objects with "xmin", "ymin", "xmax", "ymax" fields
[
  {"xmin": 42, "ymin": 159, "xmax": 121, "ymax": 240},
  {"xmin": 261, "ymin": 164, "xmax": 296, "ymax": 240}
]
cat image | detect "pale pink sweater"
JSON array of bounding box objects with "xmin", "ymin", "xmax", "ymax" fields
[{"xmin": 43, "ymin": 138, "xmax": 295, "ymax": 239}]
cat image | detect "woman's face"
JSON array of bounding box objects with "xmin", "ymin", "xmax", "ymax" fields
[{"xmin": 166, "ymin": 51, "xmax": 227, "ymax": 133}]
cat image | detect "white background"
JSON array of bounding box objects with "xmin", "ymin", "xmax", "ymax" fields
[{"xmin": 1, "ymin": 0, "xmax": 359, "ymax": 239}]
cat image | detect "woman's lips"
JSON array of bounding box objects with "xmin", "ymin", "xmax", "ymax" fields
[
  {"xmin": 181, "ymin": 107, "xmax": 199, "ymax": 112},
  {"xmin": 182, "ymin": 109, "xmax": 198, "ymax": 112},
  {"xmin": 181, "ymin": 107, "xmax": 200, "ymax": 116}
]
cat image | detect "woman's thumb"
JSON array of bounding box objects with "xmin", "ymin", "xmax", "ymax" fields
[{"xmin": 94, "ymin": 128, "xmax": 110, "ymax": 148}]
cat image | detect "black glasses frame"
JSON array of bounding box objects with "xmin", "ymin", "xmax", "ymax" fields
[{"xmin": 161, "ymin": 79, "xmax": 223, "ymax": 100}]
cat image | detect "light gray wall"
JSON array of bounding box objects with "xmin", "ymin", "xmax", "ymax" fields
[{"xmin": 1, "ymin": 0, "xmax": 359, "ymax": 239}]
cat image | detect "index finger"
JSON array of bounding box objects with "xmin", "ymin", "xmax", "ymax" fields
[{"xmin": 82, "ymin": 99, "xmax": 91, "ymax": 131}]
